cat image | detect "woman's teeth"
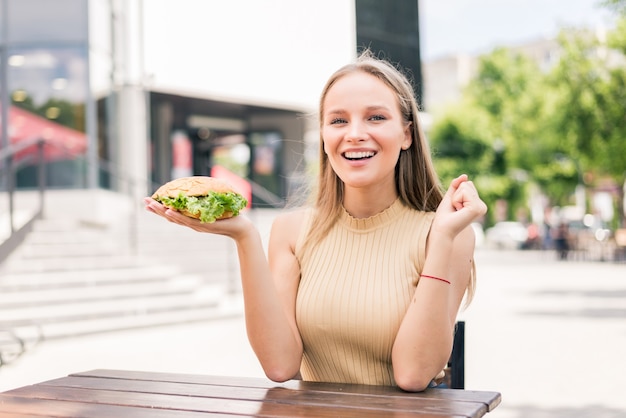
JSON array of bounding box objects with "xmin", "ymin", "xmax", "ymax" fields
[{"xmin": 344, "ymin": 151, "xmax": 375, "ymax": 160}]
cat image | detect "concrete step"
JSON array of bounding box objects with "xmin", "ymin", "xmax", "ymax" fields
[
  {"xmin": 10, "ymin": 297, "xmax": 242, "ymax": 341},
  {"xmin": 0, "ymin": 283, "xmax": 224, "ymax": 326},
  {"xmin": 18, "ymin": 243, "xmax": 122, "ymax": 259},
  {"xmin": 2, "ymin": 251, "xmax": 236, "ymax": 280},
  {"xmin": 0, "ymin": 251, "xmax": 150, "ymax": 272},
  {"xmin": 0, "ymin": 264, "xmax": 183, "ymax": 289},
  {"xmin": 0, "ymin": 274, "xmax": 203, "ymax": 308},
  {"xmin": 23, "ymin": 228, "xmax": 107, "ymax": 245},
  {"xmin": 19, "ymin": 245, "xmax": 230, "ymax": 262},
  {"xmin": 11, "ymin": 214, "xmax": 238, "ymax": 277}
]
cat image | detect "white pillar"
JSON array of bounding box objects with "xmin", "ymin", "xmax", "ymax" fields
[{"xmin": 113, "ymin": 0, "xmax": 149, "ymax": 199}]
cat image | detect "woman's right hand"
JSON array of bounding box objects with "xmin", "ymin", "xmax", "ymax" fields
[
  {"xmin": 431, "ymin": 174, "xmax": 487, "ymax": 242},
  {"xmin": 143, "ymin": 197, "xmax": 254, "ymax": 240}
]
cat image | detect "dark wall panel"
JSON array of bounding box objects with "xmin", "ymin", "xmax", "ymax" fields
[{"xmin": 355, "ymin": 0, "xmax": 423, "ymax": 105}]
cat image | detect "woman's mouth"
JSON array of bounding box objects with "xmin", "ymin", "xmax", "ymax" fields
[{"xmin": 343, "ymin": 151, "xmax": 376, "ymax": 160}]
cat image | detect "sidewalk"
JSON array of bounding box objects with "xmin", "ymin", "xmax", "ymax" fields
[{"xmin": 461, "ymin": 250, "xmax": 626, "ymax": 418}]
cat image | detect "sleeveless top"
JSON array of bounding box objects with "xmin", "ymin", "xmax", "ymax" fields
[{"xmin": 294, "ymin": 199, "xmax": 434, "ymax": 386}]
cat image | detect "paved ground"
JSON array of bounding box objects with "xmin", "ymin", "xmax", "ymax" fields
[
  {"xmin": 461, "ymin": 250, "xmax": 626, "ymax": 418},
  {"xmin": 1, "ymin": 248, "xmax": 625, "ymax": 418}
]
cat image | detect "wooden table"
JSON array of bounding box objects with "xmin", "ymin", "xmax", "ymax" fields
[{"xmin": 0, "ymin": 369, "xmax": 501, "ymax": 417}]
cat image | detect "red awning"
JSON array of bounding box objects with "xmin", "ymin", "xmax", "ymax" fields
[{"xmin": 1, "ymin": 105, "xmax": 87, "ymax": 162}]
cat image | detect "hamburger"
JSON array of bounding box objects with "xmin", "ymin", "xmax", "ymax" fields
[{"xmin": 151, "ymin": 176, "xmax": 248, "ymax": 223}]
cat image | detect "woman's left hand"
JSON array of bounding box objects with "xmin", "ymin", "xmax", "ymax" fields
[
  {"xmin": 432, "ymin": 174, "xmax": 487, "ymax": 240},
  {"xmin": 143, "ymin": 197, "xmax": 254, "ymax": 240}
]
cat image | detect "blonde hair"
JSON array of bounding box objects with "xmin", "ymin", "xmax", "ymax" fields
[{"xmin": 301, "ymin": 50, "xmax": 475, "ymax": 304}]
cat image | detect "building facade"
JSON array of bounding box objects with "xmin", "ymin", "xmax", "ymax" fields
[
  {"xmin": 1, "ymin": 0, "xmax": 422, "ymax": 207},
  {"xmin": 422, "ymin": 35, "xmax": 585, "ymax": 113}
]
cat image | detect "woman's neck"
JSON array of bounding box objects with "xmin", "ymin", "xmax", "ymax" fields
[{"xmin": 342, "ymin": 185, "xmax": 398, "ymax": 219}]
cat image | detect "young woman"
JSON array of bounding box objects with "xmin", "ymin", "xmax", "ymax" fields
[{"xmin": 144, "ymin": 50, "xmax": 487, "ymax": 392}]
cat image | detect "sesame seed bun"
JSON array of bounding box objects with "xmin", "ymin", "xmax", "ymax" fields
[
  {"xmin": 152, "ymin": 176, "xmax": 235, "ymax": 198},
  {"xmin": 151, "ymin": 176, "xmax": 241, "ymax": 220}
]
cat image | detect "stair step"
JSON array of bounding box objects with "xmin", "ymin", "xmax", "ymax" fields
[
  {"xmin": 0, "ymin": 284, "xmax": 225, "ymax": 326},
  {"xmin": 0, "ymin": 254, "xmax": 161, "ymax": 274},
  {"xmin": 0, "ymin": 275, "xmax": 204, "ymax": 308},
  {"xmin": 28, "ymin": 217, "xmax": 86, "ymax": 231},
  {"xmin": 23, "ymin": 230, "xmax": 106, "ymax": 245},
  {"xmin": 25, "ymin": 226, "xmax": 223, "ymax": 245},
  {"xmin": 0, "ymin": 264, "xmax": 183, "ymax": 290},
  {"xmin": 19, "ymin": 244, "xmax": 121, "ymax": 259},
  {"xmin": 11, "ymin": 298, "xmax": 242, "ymax": 340}
]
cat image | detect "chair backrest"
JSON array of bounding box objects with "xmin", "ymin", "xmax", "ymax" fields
[
  {"xmin": 449, "ymin": 321, "xmax": 465, "ymax": 389},
  {"xmin": 443, "ymin": 321, "xmax": 465, "ymax": 389}
]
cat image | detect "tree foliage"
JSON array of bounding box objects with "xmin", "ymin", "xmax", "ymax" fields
[
  {"xmin": 547, "ymin": 28, "xmax": 626, "ymax": 183},
  {"xmin": 428, "ymin": 8, "xmax": 626, "ymax": 226}
]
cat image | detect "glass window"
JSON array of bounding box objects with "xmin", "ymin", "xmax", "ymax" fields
[
  {"xmin": 91, "ymin": 49, "xmax": 114, "ymax": 188},
  {"xmin": 249, "ymin": 131, "xmax": 283, "ymax": 205},
  {"xmin": 8, "ymin": 46, "xmax": 88, "ymax": 188},
  {"xmin": 7, "ymin": 0, "xmax": 87, "ymax": 43}
]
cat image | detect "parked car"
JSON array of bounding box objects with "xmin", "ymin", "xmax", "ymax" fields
[
  {"xmin": 565, "ymin": 216, "xmax": 613, "ymax": 261},
  {"xmin": 485, "ymin": 221, "xmax": 529, "ymax": 250}
]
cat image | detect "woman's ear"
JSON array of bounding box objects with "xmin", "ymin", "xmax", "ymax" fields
[{"xmin": 401, "ymin": 122, "xmax": 413, "ymax": 150}]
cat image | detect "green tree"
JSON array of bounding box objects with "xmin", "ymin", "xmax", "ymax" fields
[
  {"xmin": 428, "ymin": 98, "xmax": 522, "ymax": 226},
  {"xmin": 11, "ymin": 94, "xmax": 38, "ymax": 114},
  {"xmin": 428, "ymin": 100, "xmax": 493, "ymax": 180},
  {"xmin": 12, "ymin": 94, "xmax": 84, "ymax": 132},
  {"xmin": 459, "ymin": 49, "xmax": 545, "ymax": 223},
  {"xmin": 546, "ymin": 22, "xmax": 626, "ymax": 224}
]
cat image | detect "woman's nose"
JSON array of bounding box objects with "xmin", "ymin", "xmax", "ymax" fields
[{"xmin": 346, "ymin": 121, "xmax": 366, "ymax": 142}]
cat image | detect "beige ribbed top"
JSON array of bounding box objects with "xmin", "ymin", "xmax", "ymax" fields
[{"xmin": 294, "ymin": 199, "xmax": 434, "ymax": 386}]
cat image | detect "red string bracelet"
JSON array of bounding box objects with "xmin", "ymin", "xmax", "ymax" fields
[{"xmin": 420, "ymin": 274, "xmax": 451, "ymax": 285}]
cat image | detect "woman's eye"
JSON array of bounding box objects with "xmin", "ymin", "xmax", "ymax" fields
[
  {"xmin": 330, "ymin": 118, "xmax": 347, "ymax": 125},
  {"xmin": 369, "ymin": 114, "xmax": 386, "ymax": 121}
]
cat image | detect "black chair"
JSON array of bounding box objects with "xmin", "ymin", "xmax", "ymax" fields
[{"xmin": 444, "ymin": 320, "xmax": 465, "ymax": 389}]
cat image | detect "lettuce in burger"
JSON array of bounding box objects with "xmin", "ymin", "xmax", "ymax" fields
[{"xmin": 151, "ymin": 176, "xmax": 248, "ymax": 223}]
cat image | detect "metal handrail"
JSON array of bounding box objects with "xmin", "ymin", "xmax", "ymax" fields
[
  {"xmin": 0, "ymin": 138, "xmax": 46, "ymax": 263},
  {"xmin": 0, "ymin": 137, "xmax": 162, "ymax": 261}
]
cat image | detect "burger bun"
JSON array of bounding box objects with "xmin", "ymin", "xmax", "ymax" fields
[{"xmin": 152, "ymin": 176, "xmax": 241, "ymax": 220}]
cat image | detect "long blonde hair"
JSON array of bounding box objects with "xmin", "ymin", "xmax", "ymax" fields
[{"xmin": 300, "ymin": 50, "xmax": 476, "ymax": 304}]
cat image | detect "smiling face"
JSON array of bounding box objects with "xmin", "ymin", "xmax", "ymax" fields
[{"xmin": 321, "ymin": 71, "xmax": 412, "ymax": 195}]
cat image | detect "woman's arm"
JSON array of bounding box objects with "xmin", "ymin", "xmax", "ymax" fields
[
  {"xmin": 244, "ymin": 210, "xmax": 304, "ymax": 381},
  {"xmin": 391, "ymin": 175, "xmax": 487, "ymax": 392},
  {"xmin": 144, "ymin": 198, "xmax": 303, "ymax": 382}
]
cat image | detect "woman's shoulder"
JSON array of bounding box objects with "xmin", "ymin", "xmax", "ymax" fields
[{"xmin": 271, "ymin": 206, "xmax": 311, "ymax": 238}]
